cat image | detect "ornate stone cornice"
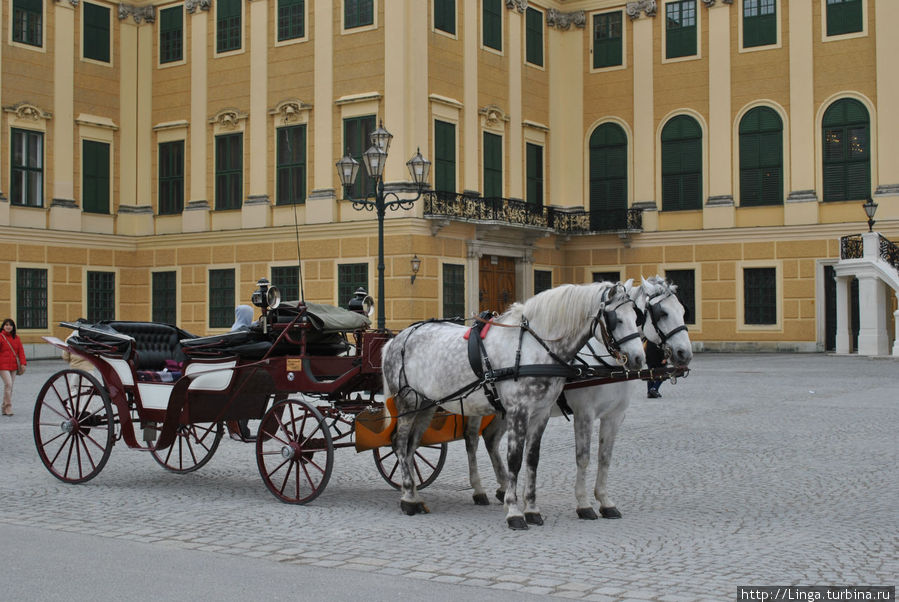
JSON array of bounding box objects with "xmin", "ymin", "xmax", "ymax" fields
[
  {"xmin": 700, "ymin": 0, "xmax": 733, "ymax": 6},
  {"xmin": 479, "ymin": 104, "xmax": 510, "ymax": 128},
  {"xmin": 505, "ymin": 0, "xmax": 527, "ymax": 13},
  {"xmin": 59, "ymin": 0, "xmax": 81, "ymax": 7},
  {"xmin": 626, "ymin": 0, "xmax": 657, "ymax": 20},
  {"xmin": 269, "ymin": 99, "xmax": 312, "ymax": 124},
  {"xmin": 118, "ymin": 4, "xmax": 156, "ymax": 24},
  {"xmin": 3, "ymin": 102, "xmax": 52, "ymax": 121},
  {"xmin": 546, "ymin": 9, "xmax": 586, "ymax": 30},
  {"xmin": 208, "ymin": 108, "xmax": 248, "ymax": 130},
  {"xmin": 185, "ymin": 0, "xmax": 211, "ymax": 14}
]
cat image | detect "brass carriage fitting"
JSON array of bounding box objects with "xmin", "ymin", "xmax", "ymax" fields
[{"xmin": 252, "ymin": 278, "xmax": 281, "ymax": 311}]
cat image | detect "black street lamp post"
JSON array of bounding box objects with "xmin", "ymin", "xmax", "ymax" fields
[{"xmin": 336, "ymin": 123, "xmax": 430, "ymax": 329}]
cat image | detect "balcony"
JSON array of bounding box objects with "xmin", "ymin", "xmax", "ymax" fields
[{"xmin": 423, "ymin": 191, "xmax": 642, "ymax": 235}]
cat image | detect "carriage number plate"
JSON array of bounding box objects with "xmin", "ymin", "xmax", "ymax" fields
[{"xmin": 286, "ymin": 359, "xmax": 303, "ymax": 372}]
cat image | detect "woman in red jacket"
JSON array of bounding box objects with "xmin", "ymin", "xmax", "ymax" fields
[{"xmin": 1, "ymin": 318, "xmax": 27, "ymax": 416}]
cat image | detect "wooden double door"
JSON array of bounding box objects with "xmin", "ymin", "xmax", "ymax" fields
[{"xmin": 479, "ymin": 255, "xmax": 516, "ymax": 314}]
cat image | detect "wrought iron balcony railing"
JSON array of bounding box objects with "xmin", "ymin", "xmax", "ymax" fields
[
  {"xmin": 423, "ymin": 191, "xmax": 642, "ymax": 235},
  {"xmin": 840, "ymin": 234, "xmax": 863, "ymax": 260},
  {"xmin": 879, "ymin": 234, "xmax": 899, "ymax": 272}
]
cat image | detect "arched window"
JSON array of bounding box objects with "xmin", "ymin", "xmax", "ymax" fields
[
  {"xmin": 739, "ymin": 107, "xmax": 783, "ymax": 206},
  {"xmin": 661, "ymin": 115, "xmax": 702, "ymax": 211},
  {"xmin": 589, "ymin": 123, "xmax": 627, "ymax": 230},
  {"xmin": 822, "ymin": 99, "xmax": 870, "ymax": 202}
]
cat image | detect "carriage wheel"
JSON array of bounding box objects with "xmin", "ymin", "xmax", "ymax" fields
[
  {"xmin": 150, "ymin": 422, "xmax": 223, "ymax": 473},
  {"xmin": 33, "ymin": 369, "xmax": 115, "ymax": 484},
  {"xmin": 256, "ymin": 398, "xmax": 334, "ymax": 504},
  {"xmin": 373, "ymin": 443, "xmax": 448, "ymax": 490}
]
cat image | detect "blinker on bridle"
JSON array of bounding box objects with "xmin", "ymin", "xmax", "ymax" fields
[{"xmin": 593, "ymin": 284, "xmax": 642, "ymax": 366}]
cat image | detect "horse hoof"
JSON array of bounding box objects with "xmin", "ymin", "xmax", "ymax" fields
[
  {"xmin": 400, "ymin": 500, "xmax": 429, "ymax": 516},
  {"xmin": 577, "ymin": 507, "xmax": 599, "ymax": 520},
  {"xmin": 600, "ymin": 506, "xmax": 622, "ymax": 519},
  {"xmin": 525, "ymin": 512, "xmax": 544, "ymax": 526},
  {"xmin": 495, "ymin": 489, "xmax": 506, "ymax": 503},
  {"xmin": 473, "ymin": 493, "xmax": 490, "ymax": 506},
  {"xmin": 507, "ymin": 516, "xmax": 528, "ymax": 530}
]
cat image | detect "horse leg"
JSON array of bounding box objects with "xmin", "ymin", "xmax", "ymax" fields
[
  {"xmin": 573, "ymin": 407, "xmax": 599, "ymax": 520},
  {"xmin": 503, "ymin": 408, "xmax": 528, "ymax": 530},
  {"xmin": 481, "ymin": 416, "xmax": 508, "ymax": 502},
  {"xmin": 594, "ymin": 411, "xmax": 625, "ymax": 518},
  {"xmin": 394, "ymin": 404, "xmax": 436, "ymax": 516},
  {"xmin": 464, "ymin": 417, "xmax": 489, "ymax": 505},
  {"xmin": 522, "ymin": 410, "xmax": 551, "ymax": 526}
]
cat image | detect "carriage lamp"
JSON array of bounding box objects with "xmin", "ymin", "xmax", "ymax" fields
[
  {"xmin": 252, "ymin": 278, "xmax": 281, "ymax": 311},
  {"xmin": 863, "ymin": 197, "xmax": 878, "ymax": 232},
  {"xmin": 348, "ymin": 287, "xmax": 374, "ymax": 316},
  {"xmin": 410, "ymin": 255, "xmax": 422, "ymax": 284}
]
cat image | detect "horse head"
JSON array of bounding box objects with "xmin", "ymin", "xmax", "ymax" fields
[
  {"xmin": 595, "ymin": 280, "xmax": 645, "ymax": 371},
  {"xmin": 634, "ymin": 276, "xmax": 693, "ymax": 368}
]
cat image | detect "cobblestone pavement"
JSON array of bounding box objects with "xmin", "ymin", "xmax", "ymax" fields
[{"xmin": 1, "ymin": 354, "xmax": 896, "ymax": 600}]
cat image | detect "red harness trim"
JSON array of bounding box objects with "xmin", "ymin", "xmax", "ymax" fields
[{"xmin": 462, "ymin": 320, "xmax": 493, "ymax": 340}]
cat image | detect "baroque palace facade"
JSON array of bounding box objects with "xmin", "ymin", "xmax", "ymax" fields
[{"xmin": 1, "ymin": 0, "xmax": 897, "ymax": 356}]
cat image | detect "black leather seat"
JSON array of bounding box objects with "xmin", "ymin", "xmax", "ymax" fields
[{"xmin": 105, "ymin": 322, "xmax": 195, "ymax": 370}]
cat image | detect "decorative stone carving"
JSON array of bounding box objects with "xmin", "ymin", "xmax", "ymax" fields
[
  {"xmin": 64, "ymin": 0, "xmax": 81, "ymax": 7},
  {"xmin": 479, "ymin": 104, "xmax": 510, "ymax": 128},
  {"xmin": 505, "ymin": 0, "xmax": 527, "ymax": 13},
  {"xmin": 546, "ymin": 9, "xmax": 586, "ymax": 30},
  {"xmin": 208, "ymin": 108, "xmax": 248, "ymax": 130},
  {"xmin": 118, "ymin": 4, "xmax": 156, "ymax": 24},
  {"xmin": 626, "ymin": 0, "xmax": 657, "ymax": 20},
  {"xmin": 269, "ymin": 99, "xmax": 312, "ymax": 124},
  {"xmin": 700, "ymin": 0, "xmax": 733, "ymax": 6},
  {"xmin": 3, "ymin": 102, "xmax": 52, "ymax": 121},
  {"xmin": 185, "ymin": 0, "xmax": 211, "ymax": 14}
]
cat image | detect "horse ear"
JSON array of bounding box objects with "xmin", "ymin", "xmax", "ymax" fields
[{"xmin": 623, "ymin": 278, "xmax": 634, "ymax": 290}]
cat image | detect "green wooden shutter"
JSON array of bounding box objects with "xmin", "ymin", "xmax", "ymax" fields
[
  {"xmin": 160, "ymin": 6, "xmax": 183, "ymax": 63},
  {"xmin": 434, "ymin": 0, "xmax": 455, "ymax": 35},
  {"xmin": 278, "ymin": 0, "xmax": 304, "ymax": 41},
  {"xmin": 661, "ymin": 116, "xmax": 702, "ymax": 211},
  {"xmin": 482, "ymin": 0, "xmax": 502, "ymax": 51},
  {"xmin": 16, "ymin": 267, "xmax": 48, "ymax": 329},
  {"xmin": 277, "ymin": 125, "xmax": 306, "ymax": 205},
  {"xmin": 744, "ymin": 267, "xmax": 776, "ymax": 325},
  {"xmin": 271, "ymin": 266, "xmax": 300, "ymax": 302},
  {"xmin": 526, "ymin": 143, "xmax": 543, "ymax": 206},
  {"xmin": 443, "ymin": 263, "xmax": 465, "ymax": 320},
  {"xmin": 152, "ymin": 271, "xmax": 177, "ymax": 324},
  {"xmin": 158, "ymin": 140, "xmax": 184, "ymax": 214},
  {"xmin": 82, "ymin": 140, "xmax": 110, "ymax": 214},
  {"xmin": 208, "ymin": 269, "xmax": 235, "ymax": 328},
  {"xmin": 215, "ymin": 133, "xmax": 243, "ymax": 210},
  {"xmin": 743, "ymin": 0, "xmax": 776, "ymax": 48},
  {"xmin": 826, "ymin": 0, "xmax": 863, "ymax": 37},
  {"xmin": 589, "ymin": 124, "xmax": 628, "ymax": 230},
  {"xmin": 525, "ymin": 7, "xmax": 543, "ymax": 66},
  {"xmin": 13, "ymin": 0, "xmax": 43, "ymax": 46},
  {"xmin": 343, "ymin": 115, "xmax": 376, "ymax": 198},
  {"xmin": 483, "ymin": 132, "xmax": 502, "ymax": 198},
  {"xmin": 434, "ymin": 120, "xmax": 456, "ymax": 193},
  {"xmin": 87, "ymin": 271, "xmax": 116, "ymax": 322},
  {"xmin": 345, "ymin": 0, "xmax": 373, "ymax": 29},
  {"xmin": 83, "ymin": 3, "xmax": 110, "ymax": 62},
  {"xmin": 666, "ymin": 0, "xmax": 696, "ymax": 59},
  {"xmin": 822, "ymin": 99, "xmax": 870, "ymax": 202},
  {"xmin": 217, "ymin": 0, "xmax": 241, "ymax": 52},
  {"xmin": 665, "ymin": 269, "xmax": 695, "ymax": 324},
  {"xmin": 338, "ymin": 263, "xmax": 368, "ymax": 307},
  {"xmin": 739, "ymin": 107, "xmax": 783, "ymax": 206},
  {"xmin": 593, "ymin": 12, "xmax": 623, "ymax": 69}
]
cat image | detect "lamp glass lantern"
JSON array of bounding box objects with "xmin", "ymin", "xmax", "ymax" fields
[
  {"xmin": 406, "ymin": 148, "xmax": 431, "ymax": 187},
  {"xmin": 362, "ymin": 145, "xmax": 388, "ymax": 179},
  {"xmin": 370, "ymin": 122, "xmax": 393, "ymax": 154},
  {"xmin": 410, "ymin": 254, "xmax": 422, "ymax": 284},
  {"xmin": 335, "ymin": 152, "xmax": 360, "ymax": 188},
  {"xmin": 862, "ymin": 197, "xmax": 878, "ymax": 232}
]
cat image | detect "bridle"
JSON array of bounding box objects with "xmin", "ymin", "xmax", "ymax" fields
[
  {"xmin": 636, "ymin": 289, "xmax": 689, "ymax": 353},
  {"xmin": 592, "ymin": 284, "xmax": 642, "ymax": 365}
]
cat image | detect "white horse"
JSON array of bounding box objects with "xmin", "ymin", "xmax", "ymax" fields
[
  {"xmin": 381, "ymin": 281, "xmax": 645, "ymax": 529},
  {"xmin": 463, "ymin": 276, "xmax": 693, "ymax": 520}
]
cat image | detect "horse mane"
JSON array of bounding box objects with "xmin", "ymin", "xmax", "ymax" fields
[
  {"xmin": 499, "ymin": 281, "xmax": 621, "ymax": 340},
  {"xmin": 643, "ymin": 274, "xmax": 677, "ymax": 296}
]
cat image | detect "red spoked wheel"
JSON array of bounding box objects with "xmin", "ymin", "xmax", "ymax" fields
[
  {"xmin": 256, "ymin": 398, "xmax": 333, "ymax": 504},
  {"xmin": 373, "ymin": 443, "xmax": 448, "ymax": 490},
  {"xmin": 151, "ymin": 422, "xmax": 223, "ymax": 473},
  {"xmin": 33, "ymin": 369, "xmax": 115, "ymax": 484}
]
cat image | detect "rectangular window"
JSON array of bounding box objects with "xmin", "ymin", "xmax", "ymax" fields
[
  {"xmin": 443, "ymin": 264, "xmax": 465, "ymax": 320},
  {"xmin": 592, "ymin": 271, "xmax": 621, "ymax": 283},
  {"xmin": 87, "ymin": 271, "xmax": 115, "ymax": 322},
  {"xmin": 217, "ymin": 0, "xmax": 241, "ymax": 53},
  {"xmin": 482, "ymin": 0, "xmax": 502, "ymax": 51},
  {"xmin": 82, "ymin": 140, "xmax": 110, "ymax": 214},
  {"xmin": 13, "ymin": 0, "xmax": 42, "ymax": 47},
  {"xmin": 338, "ymin": 263, "xmax": 369, "ymax": 309},
  {"xmin": 159, "ymin": 6, "xmax": 183, "ymax": 63},
  {"xmin": 343, "ymin": 115, "xmax": 376, "ymax": 199},
  {"xmin": 344, "ymin": 0, "xmax": 373, "ymax": 29},
  {"xmin": 278, "ymin": 0, "xmax": 305, "ymax": 41},
  {"xmin": 215, "ymin": 133, "xmax": 243, "ymax": 210},
  {"xmin": 276, "ymin": 125, "xmax": 306, "ymax": 205},
  {"xmin": 158, "ymin": 140, "xmax": 184, "ymax": 214},
  {"xmin": 83, "ymin": 2, "xmax": 110, "ymax": 63},
  {"xmin": 209, "ymin": 269, "xmax": 235, "ymax": 328},
  {"xmin": 665, "ymin": 269, "xmax": 696, "ymax": 324},
  {"xmin": 826, "ymin": 0, "xmax": 863, "ymax": 37},
  {"xmin": 434, "ymin": 120, "xmax": 456, "ymax": 193},
  {"xmin": 534, "ymin": 269, "xmax": 552, "ymax": 295},
  {"xmin": 743, "ymin": 0, "xmax": 776, "ymax": 48},
  {"xmin": 593, "ymin": 11, "xmax": 623, "ymax": 68},
  {"xmin": 666, "ymin": 0, "xmax": 697, "ymax": 59},
  {"xmin": 16, "ymin": 268, "xmax": 48, "ymax": 330},
  {"xmin": 526, "ymin": 143, "xmax": 543, "ymax": 206},
  {"xmin": 11, "ymin": 129, "xmax": 43, "ymax": 207},
  {"xmin": 152, "ymin": 271, "xmax": 177, "ymax": 324},
  {"xmin": 271, "ymin": 266, "xmax": 300, "ymax": 302},
  {"xmin": 483, "ymin": 132, "xmax": 502, "ymax": 198},
  {"xmin": 744, "ymin": 267, "xmax": 776, "ymax": 325},
  {"xmin": 434, "ymin": 0, "xmax": 455, "ymax": 35},
  {"xmin": 525, "ymin": 7, "xmax": 543, "ymax": 66}
]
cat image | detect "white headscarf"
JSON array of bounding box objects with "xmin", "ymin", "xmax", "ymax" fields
[{"xmin": 230, "ymin": 305, "xmax": 255, "ymax": 332}]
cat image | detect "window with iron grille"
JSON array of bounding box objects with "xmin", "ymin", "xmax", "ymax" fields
[
  {"xmin": 434, "ymin": 0, "xmax": 455, "ymax": 35},
  {"xmin": 744, "ymin": 267, "xmax": 776, "ymax": 325},
  {"xmin": 338, "ymin": 263, "xmax": 369, "ymax": 309},
  {"xmin": 87, "ymin": 271, "xmax": 115, "ymax": 322},
  {"xmin": 665, "ymin": 269, "xmax": 695, "ymax": 325},
  {"xmin": 743, "ymin": 0, "xmax": 776, "ymax": 48},
  {"xmin": 159, "ymin": 140, "xmax": 184, "ymax": 214},
  {"xmin": 11, "ymin": 129, "xmax": 43, "ymax": 207},
  {"xmin": 525, "ymin": 7, "xmax": 543, "ymax": 66},
  {"xmin": 83, "ymin": 2, "xmax": 110, "ymax": 62},
  {"xmin": 16, "ymin": 268, "xmax": 48, "ymax": 330},
  {"xmin": 271, "ymin": 266, "xmax": 300, "ymax": 302},
  {"xmin": 13, "ymin": 0, "xmax": 42, "ymax": 47},
  {"xmin": 666, "ymin": 0, "xmax": 696, "ymax": 59},
  {"xmin": 442, "ymin": 264, "xmax": 465, "ymax": 320},
  {"xmin": 434, "ymin": 120, "xmax": 456, "ymax": 193},
  {"xmin": 209, "ymin": 269, "xmax": 235, "ymax": 328},
  {"xmin": 526, "ymin": 143, "xmax": 543, "ymax": 206},
  {"xmin": 344, "ymin": 0, "xmax": 373, "ymax": 29},
  {"xmin": 278, "ymin": 0, "xmax": 304, "ymax": 41},
  {"xmin": 592, "ymin": 271, "xmax": 621, "ymax": 283},
  {"xmin": 217, "ymin": 0, "xmax": 241, "ymax": 53},
  {"xmin": 215, "ymin": 133, "xmax": 243, "ymax": 210},
  {"xmin": 277, "ymin": 125, "xmax": 306, "ymax": 205},
  {"xmin": 589, "ymin": 123, "xmax": 628, "ymax": 230},
  {"xmin": 152, "ymin": 271, "xmax": 177, "ymax": 324},
  {"xmin": 82, "ymin": 140, "xmax": 110, "ymax": 214},
  {"xmin": 593, "ymin": 11, "xmax": 622, "ymax": 68},
  {"xmin": 739, "ymin": 107, "xmax": 783, "ymax": 206},
  {"xmin": 160, "ymin": 6, "xmax": 183, "ymax": 63},
  {"xmin": 483, "ymin": 132, "xmax": 502, "ymax": 198},
  {"xmin": 822, "ymin": 99, "xmax": 870, "ymax": 202},
  {"xmin": 826, "ymin": 0, "xmax": 862, "ymax": 37},
  {"xmin": 534, "ymin": 269, "xmax": 552, "ymax": 295},
  {"xmin": 343, "ymin": 115, "xmax": 376, "ymax": 199},
  {"xmin": 661, "ymin": 115, "xmax": 702, "ymax": 211},
  {"xmin": 482, "ymin": 0, "xmax": 502, "ymax": 51}
]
